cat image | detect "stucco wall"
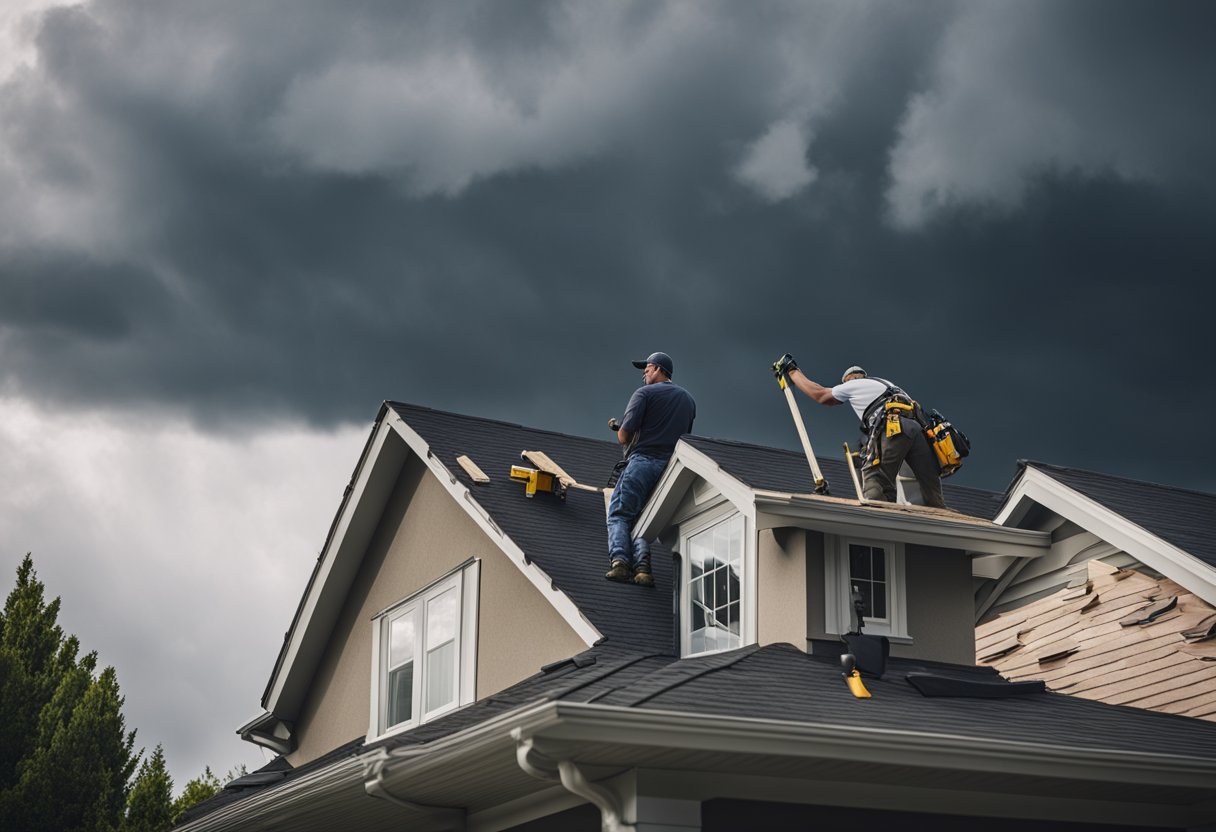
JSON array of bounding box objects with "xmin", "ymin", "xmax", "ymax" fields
[
  {"xmin": 757, "ymin": 528, "xmax": 808, "ymax": 650},
  {"xmin": 288, "ymin": 453, "xmax": 587, "ymax": 765},
  {"xmin": 902, "ymin": 544, "xmax": 975, "ymax": 664}
]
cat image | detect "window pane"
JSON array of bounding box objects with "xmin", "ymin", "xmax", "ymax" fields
[
  {"xmin": 727, "ymin": 517, "xmax": 743, "ymax": 565},
  {"xmin": 872, "ymin": 548, "xmax": 886, "ymax": 582},
  {"xmin": 871, "ymin": 582, "xmax": 887, "ymax": 619},
  {"xmin": 849, "ymin": 545, "xmax": 871, "ymax": 580},
  {"xmin": 387, "ymin": 662, "xmax": 413, "ymax": 727},
  {"xmin": 389, "ymin": 613, "xmax": 415, "ymax": 668},
  {"xmin": 691, "ymin": 599, "xmax": 706, "ymax": 631},
  {"xmin": 686, "ymin": 515, "xmax": 745, "ymax": 655},
  {"xmin": 726, "ymin": 601, "xmax": 740, "ymax": 635},
  {"xmin": 425, "ymin": 641, "xmax": 456, "ymax": 712},
  {"xmin": 426, "ymin": 589, "xmax": 458, "ymax": 650}
]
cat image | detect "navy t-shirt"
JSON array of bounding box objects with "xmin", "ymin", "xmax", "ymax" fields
[{"xmin": 620, "ymin": 381, "xmax": 696, "ymax": 459}]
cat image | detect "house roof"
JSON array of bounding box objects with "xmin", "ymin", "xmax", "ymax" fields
[
  {"xmin": 1021, "ymin": 461, "xmax": 1216, "ymax": 569},
  {"xmin": 387, "ymin": 402, "xmax": 1008, "ymax": 652},
  {"xmin": 186, "ymin": 641, "xmax": 1216, "ymax": 828},
  {"xmin": 193, "ymin": 404, "xmax": 1216, "ymax": 830}
]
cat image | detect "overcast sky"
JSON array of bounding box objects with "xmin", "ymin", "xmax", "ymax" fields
[{"xmin": 2, "ymin": 0, "xmax": 1213, "ymax": 788}]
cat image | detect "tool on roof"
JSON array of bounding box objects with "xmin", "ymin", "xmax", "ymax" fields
[
  {"xmin": 520, "ymin": 450, "xmax": 601, "ymax": 493},
  {"xmin": 841, "ymin": 654, "xmax": 872, "ymax": 699},
  {"xmin": 770, "ymin": 354, "xmax": 829, "ymax": 495},
  {"xmin": 510, "ymin": 458, "xmax": 567, "ymax": 501},
  {"xmin": 839, "ymin": 584, "xmax": 890, "ymax": 698},
  {"xmin": 842, "ymin": 442, "xmax": 864, "ymax": 501}
]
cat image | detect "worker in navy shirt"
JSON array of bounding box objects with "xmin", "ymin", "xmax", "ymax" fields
[{"xmin": 605, "ymin": 352, "xmax": 696, "ymax": 587}]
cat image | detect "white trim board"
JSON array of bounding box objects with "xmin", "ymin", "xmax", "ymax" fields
[{"xmin": 995, "ymin": 466, "xmax": 1216, "ymax": 606}]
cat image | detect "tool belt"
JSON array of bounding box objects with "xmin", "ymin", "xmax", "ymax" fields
[{"xmin": 923, "ymin": 410, "xmax": 970, "ymax": 477}]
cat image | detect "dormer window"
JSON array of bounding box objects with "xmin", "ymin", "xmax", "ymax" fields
[
  {"xmin": 824, "ymin": 536, "xmax": 910, "ymax": 641},
  {"xmin": 682, "ymin": 513, "xmax": 746, "ymax": 655},
  {"xmin": 369, "ymin": 561, "xmax": 479, "ymax": 740}
]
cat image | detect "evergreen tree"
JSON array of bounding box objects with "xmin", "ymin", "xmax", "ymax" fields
[
  {"xmin": 0, "ymin": 555, "xmax": 138, "ymax": 832},
  {"xmin": 125, "ymin": 745, "xmax": 174, "ymax": 832},
  {"xmin": 172, "ymin": 765, "xmax": 223, "ymax": 821}
]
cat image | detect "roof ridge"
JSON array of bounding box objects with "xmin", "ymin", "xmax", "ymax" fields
[
  {"xmin": 1021, "ymin": 459, "xmax": 1216, "ymax": 500},
  {"xmin": 387, "ymin": 400, "xmax": 618, "ymax": 450}
]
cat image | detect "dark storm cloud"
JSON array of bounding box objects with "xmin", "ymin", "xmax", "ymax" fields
[{"xmin": 1, "ymin": 0, "xmax": 1213, "ymax": 491}]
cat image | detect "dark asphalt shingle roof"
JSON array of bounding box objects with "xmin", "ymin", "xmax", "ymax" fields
[
  {"xmin": 389, "ymin": 403, "xmax": 1006, "ymax": 651},
  {"xmin": 1022, "ymin": 461, "xmax": 1216, "ymax": 569},
  {"xmin": 388, "ymin": 401, "xmax": 678, "ymax": 652}
]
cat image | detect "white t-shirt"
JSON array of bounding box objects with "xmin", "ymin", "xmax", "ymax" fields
[{"xmin": 830, "ymin": 378, "xmax": 892, "ymax": 422}]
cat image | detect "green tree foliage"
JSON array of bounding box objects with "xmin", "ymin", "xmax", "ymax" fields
[
  {"xmin": 171, "ymin": 765, "xmax": 222, "ymax": 821},
  {"xmin": 126, "ymin": 745, "xmax": 174, "ymax": 832},
  {"xmin": 0, "ymin": 555, "xmax": 138, "ymax": 831}
]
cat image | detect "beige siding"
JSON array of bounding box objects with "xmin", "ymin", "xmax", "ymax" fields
[
  {"xmin": 757, "ymin": 528, "xmax": 808, "ymax": 650},
  {"xmin": 288, "ymin": 454, "xmax": 586, "ymax": 766}
]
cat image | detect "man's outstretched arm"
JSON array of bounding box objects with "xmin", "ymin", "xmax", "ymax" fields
[{"xmin": 788, "ymin": 368, "xmax": 842, "ymax": 406}]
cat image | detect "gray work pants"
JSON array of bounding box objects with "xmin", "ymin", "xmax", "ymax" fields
[{"xmin": 862, "ymin": 416, "xmax": 945, "ymax": 508}]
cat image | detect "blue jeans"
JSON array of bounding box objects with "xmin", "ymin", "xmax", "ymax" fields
[{"xmin": 606, "ymin": 453, "xmax": 669, "ymax": 569}]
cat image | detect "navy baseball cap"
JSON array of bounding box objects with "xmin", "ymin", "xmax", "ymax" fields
[{"xmin": 632, "ymin": 352, "xmax": 674, "ymax": 376}]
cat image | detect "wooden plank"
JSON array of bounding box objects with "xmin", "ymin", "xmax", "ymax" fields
[
  {"xmin": 1072, "ymin": 653, "xmax": 1200, "ymax": 699},
  {"xmin": 456, "ymin": 454, "xmax": 491, "ymax": 484},
  {"xmin": 1125, "ymin": 672, "xmax": 1216, "ymax": 712},
  {"xmin": 521, "ymin": 450, "xmax": 603, "ymax": 493},
  {"xmin": 1035, "ymin": 638, "xmax": 1079, "ymax": 663},
  {"xmin": 1106, "ymin": 665, "xmax": 1216, "ymax": 706}
]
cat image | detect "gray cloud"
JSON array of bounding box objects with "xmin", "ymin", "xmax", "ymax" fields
[
  {"xmin": 0, "ymin": 0, "xmax": 1212, "ymax": 488},
  {"xmin": 886, "ymin": 0, "xmax": 1216, "ymax": 228}
]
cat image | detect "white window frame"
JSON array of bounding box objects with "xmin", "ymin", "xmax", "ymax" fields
[
  {"xmin": 824, "ymin": 536, "xmax": 910, "ymax": 641},
  {"xmin": 368, "ymin": 560, "xmax": 479, "ymax": 741},
  {"xmin": 679, "ymin": 508, "xmax": 750, "ymax": 657}
]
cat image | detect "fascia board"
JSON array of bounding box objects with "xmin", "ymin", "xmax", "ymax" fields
[
  {"xmin": 533, "ymin": 703, "xmax": 1216, "ymax": 791},
  {"xmin": 264, "ymin": 413, "xmax": 404, "ymax": 715},
  {"xmin": 753, "ymin": 491, "xmax": 1050, "ymax": 559},
  {"xmin": 384, "ymin": 411, "xmax": 602, "ymax": 647},
  {"xmin": 997, "ymin": 467, "xmax": 1216, "ymax": 606},
  {"xmin": 371, "ymin": 698, "xmax": 1216, "ymax": 795},
  {"xmin": 635, "ymin": 441, "xmax": 756, "ymax": 540}
]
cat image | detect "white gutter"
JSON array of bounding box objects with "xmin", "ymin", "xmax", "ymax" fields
[
  {"xmin": 182, "ymin": 697, "xmax": 1216, "ymax": 831},
  {"xmin": 372, "ymin": 698, "xmax": 1216, "ymax": 792}
]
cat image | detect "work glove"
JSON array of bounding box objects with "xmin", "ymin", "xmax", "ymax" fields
[
  {"xmin": 771, "ymin": 353, "xmax": 799, "ymax": 379},
  {"xmin": 608, "ymin": 417, "xmax": 621, "ymax": 432}
]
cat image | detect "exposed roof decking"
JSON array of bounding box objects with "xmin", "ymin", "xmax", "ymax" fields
[{"xmin": 978, "ymin": 561, "xmax": 1216, "ymax": 722}]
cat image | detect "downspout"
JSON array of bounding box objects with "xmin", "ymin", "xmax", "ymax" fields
[{"xmin": 512, "ymin": 730, "xmax": 634, "ymax": 832}]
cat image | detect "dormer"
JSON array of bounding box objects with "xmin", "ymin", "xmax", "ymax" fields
[{"xmin": 637, "ymin": 437, "xmax": 1050, "ymax": 664}]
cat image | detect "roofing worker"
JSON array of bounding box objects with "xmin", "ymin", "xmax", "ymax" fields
[
  {"xmin": 773, "ymin": 355, "xmax": 945, "ymax": 509},
  {"xmin": 605, "ymin": 352, "xmax": 696, "ymax": 587}
]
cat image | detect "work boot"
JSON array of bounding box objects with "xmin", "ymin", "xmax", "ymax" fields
[
  {"xmin": 605, "ymin": 560, "xmax": 632, "ymax": 582},
  {"xmin": 632, "ymin": 566, "xmax": 654, "ymax": 588}
]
